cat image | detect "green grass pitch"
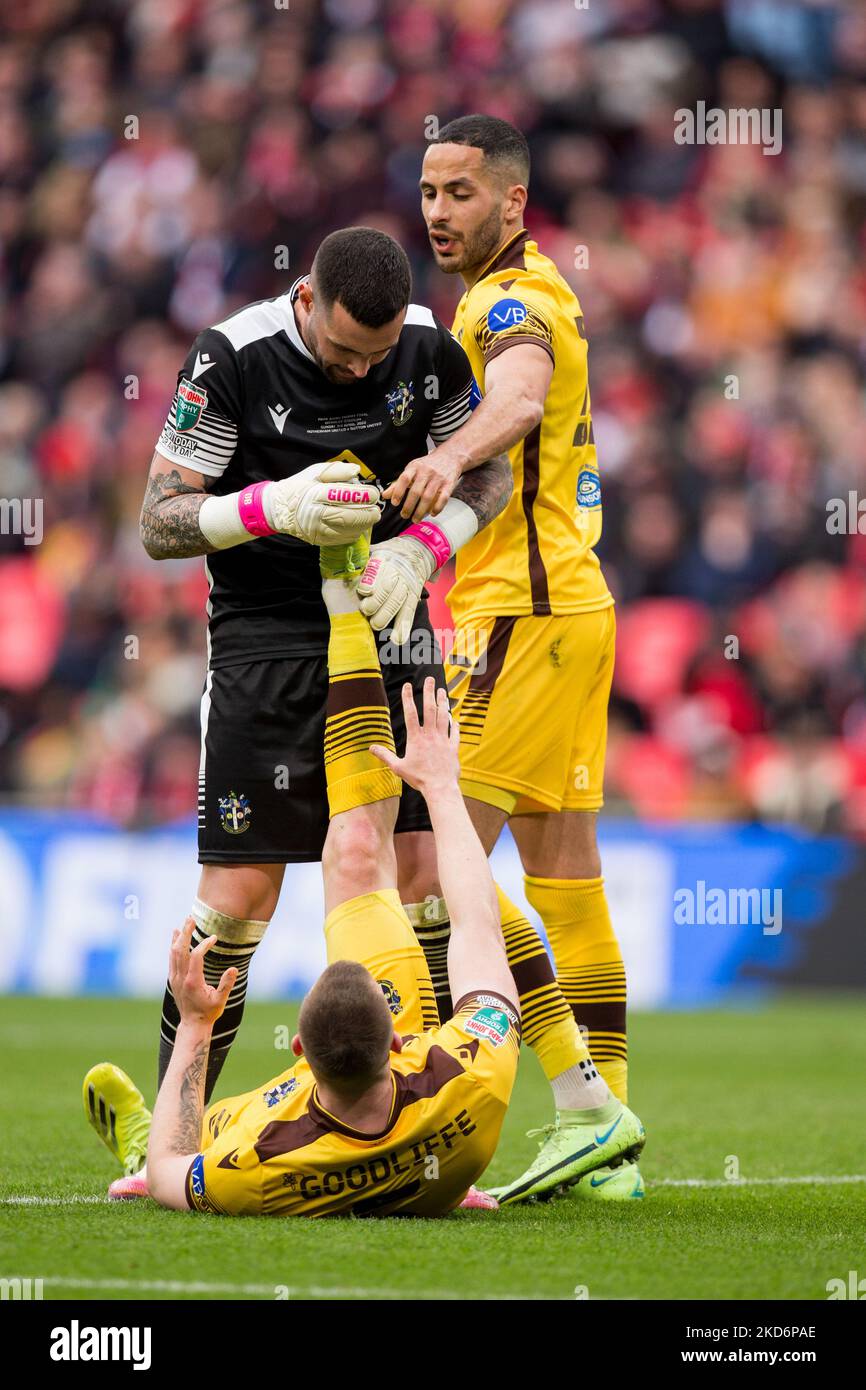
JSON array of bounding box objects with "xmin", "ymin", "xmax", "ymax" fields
[{"xmin": 2, "ymin": 994, "xmax": 864, "ymax": 1301}]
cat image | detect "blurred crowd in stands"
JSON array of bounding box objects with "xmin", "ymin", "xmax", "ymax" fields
[{"xmin": 1, "ymin": 0, "xmax": 865, "ymax": 835}]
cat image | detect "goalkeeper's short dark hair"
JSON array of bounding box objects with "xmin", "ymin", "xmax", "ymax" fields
[
  {"xmin": 311, "ymin": 227, "xmax": 412, "ymax": 329},
  {"xmin": 298, "ymin": 959, "xmax": 394, "ymax": 1093},
  {"xmin": 432, "ymin": 114, "xmax": 530, "ymax": 188}
]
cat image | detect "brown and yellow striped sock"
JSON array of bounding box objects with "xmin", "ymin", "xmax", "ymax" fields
[
  {"xmin": 495, "ymin": 884, "xmax": 596, "ymax": 1084},
  {"xmin": 325, "ymin": 610, "xmax": 401, "ymax": 816},
  {"xmin": 403, "ymin": 895, "xmax": 450, "ymax": 1027},
  {"xmin": 524, "ymin": 875, "xmax": 628, "ymax": 1104}
]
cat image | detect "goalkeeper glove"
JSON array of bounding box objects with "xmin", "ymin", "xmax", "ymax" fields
[
  {"xmin": 357, "ymin": 534, "xmax": 437, "ymax": 646},
  {"xmin": 198, "ymin": 460, "xmax": 381, "ymax": 550},
  {"xmin": 357, "ymin": 500, "xmax": 478, "ymax": 645}
]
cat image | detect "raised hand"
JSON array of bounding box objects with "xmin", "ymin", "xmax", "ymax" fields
[
  {"xmin": 169, "ymin": 917, "xmax": 238, "ymax": 1027},
  {"xmin": 370, "ymin": 677, "xmax": 459, "ymax": 795}
]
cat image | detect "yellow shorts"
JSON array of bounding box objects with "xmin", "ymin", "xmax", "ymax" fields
[
  {"xmin": 445, "ymin": 607, "xmax": 615, "ymax": 815},
  {"xmin": 322, "ymin": 888, "xmax": 437, "ymax": 1034}
]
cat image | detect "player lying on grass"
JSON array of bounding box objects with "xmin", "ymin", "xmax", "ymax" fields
[{"xmin": 83, "ymin": 541, "xmax": 644, "ymax": 1215}]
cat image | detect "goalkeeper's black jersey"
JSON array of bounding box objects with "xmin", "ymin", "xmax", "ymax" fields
[{"xmin": 155, "ymin": 277, "xmax": 475, "ymax": 665}]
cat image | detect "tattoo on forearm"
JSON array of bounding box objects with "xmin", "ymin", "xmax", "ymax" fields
[
  {"xmin": 171, "ymin": 1038, "xmax": 209, "ymax": 1154},
  {"xmin": 140, "ymin": 468, "xmax": 218, "ymax": 558},
  {"xmin": 452, "ymin": 454, "xmax": 513, "ymax": 530}
]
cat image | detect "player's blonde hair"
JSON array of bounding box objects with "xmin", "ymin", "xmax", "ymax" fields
[{"xmin": 298, "ymin": 960, "xmax": 393, "ymax": 1094}]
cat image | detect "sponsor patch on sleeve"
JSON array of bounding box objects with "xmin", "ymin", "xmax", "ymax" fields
[
  {"xmin": 156, "ymin": 388, "xmax": 238, "ymax": 475},
  {"xmin": 187, "ymin": 1152, "xmax": 206, "ymax": 1209},
  {"xmin": 463, "ymin": 1004, "xmax": 512, "ymax": 1048},
  {"xmin": 474, "ymin": 295, "xmax": 555, "ymax": 363},
  {"xmin": 486, "ymin": 298, "xmax": 529, "ymax": 333},
  {"xmin": 577, "ymin": 469, "xmax": 601, "ymax": 508},
  {"xmin": 174, "ymin": 377, "xmax": 208, "ymax": 432}
]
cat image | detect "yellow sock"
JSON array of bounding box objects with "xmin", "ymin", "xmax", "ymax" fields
[
  {"xmin": 495, "ymin": 884, "xmax": 592, "ymax": 1082},
  {"xmin": 524, "ymin": 875, "xmax": 628, "ymax": 1103},
  {"xmin": 325, "ymin": 887, "xmax": 438, "ymax": 1033},
  {"xmin": 325, "ymin": 611, "xmax": 400, "ymax": 816}
]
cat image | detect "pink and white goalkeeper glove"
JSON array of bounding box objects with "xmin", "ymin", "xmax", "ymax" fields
[
  {"xmin": 357, "ymin": 499, "xmax": 478, "ymax": 645},
  {"xmin": 198, "ymin": 460, "xmax": 381, "ymax": 550}
]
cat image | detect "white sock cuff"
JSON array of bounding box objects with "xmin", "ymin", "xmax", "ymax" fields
[
  {"xmin": 402, "ymin": 894, "xmax": 449, "ymax": 928},
  {"xmin": 191, "ymin": 897, "xmax": 270, "ymax": 946},
  {"xmin": 551, "ymin": 1060, "xmax": 612, "ymax": 1111}
]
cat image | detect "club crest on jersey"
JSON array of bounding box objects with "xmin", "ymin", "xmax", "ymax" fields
[
  {"xmin": 464, "ymin": 1005, "xmax": 511, "ymax": 1047},
  {"xmin": 379, "ymin": 979, "xmax": 402, "ymax": 1016},
  {"xmin": 264, "ymin": 1078, "xmax": 299, "ymax": 1108},
  {"xmin": 577, "ymin": 469, "xmax": 601, "ymax": 508},
  {"xmin": 386, "ymin": 380, "xmax": 414, "ymax": 426},
  {"xmin": 175, "ymin": 378, "xmax": 208, "ymax": 432},
  {"xmin": 487, "ymin": 298, "xmax": 528, "ymax": 333},
  {"xmin": 218, "ymin": 790, "xmax": 251, "ymax": 835}
]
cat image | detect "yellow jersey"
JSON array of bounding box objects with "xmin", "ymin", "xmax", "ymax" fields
[
  {"xmin": 186, "ymin": 992, "xmax": 519, "ymax": 1218},
  {"xmin": 449, "ymin": 229, "xmax": 612, "ymax": 624}
]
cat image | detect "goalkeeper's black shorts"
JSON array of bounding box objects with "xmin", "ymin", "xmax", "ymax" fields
[{"xmin": 197, "ymin": 603, "xmax": 445, "ymax": 864}]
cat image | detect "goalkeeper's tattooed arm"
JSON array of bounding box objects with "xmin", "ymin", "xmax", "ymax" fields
[
  {"xmin": 451, "ymin": 451, "xmax": 512, "ymax": 530},
  {"xmin": 140, "ymin": 455, "xmax": 219, "ymax": 559},
  {"xmin": 140, "ymin": 450, "xmax": 381, "ymax": 561}
]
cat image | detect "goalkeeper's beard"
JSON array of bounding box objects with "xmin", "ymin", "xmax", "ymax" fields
[{"xmin": 298, "ymin": 308, "xmax": 361, "ymax": 385}]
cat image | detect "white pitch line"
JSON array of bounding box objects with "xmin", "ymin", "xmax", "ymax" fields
[
  {"xmin": 655, "ymin": 1175, "xmax": 866, "ymax": 1188},
  {"xmin": 36, "ymin": 1276, "xmax": 547, "ymax": 1301},
  {"xmin": 4, "ymin": 1174, "xmax": 866, "ymax": 1207},
  {"xmin": 1, "ymin": 1195, "xmax": 109, "ymax": 1206},
  {"xmin": 44, "ymin": 1276, "xmax": 434, "ymax": 1299}
]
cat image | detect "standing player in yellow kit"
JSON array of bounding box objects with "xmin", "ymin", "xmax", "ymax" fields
[{"xmin": 361, "ymin": 115, "xmax": 643, "ymax": 1204}]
